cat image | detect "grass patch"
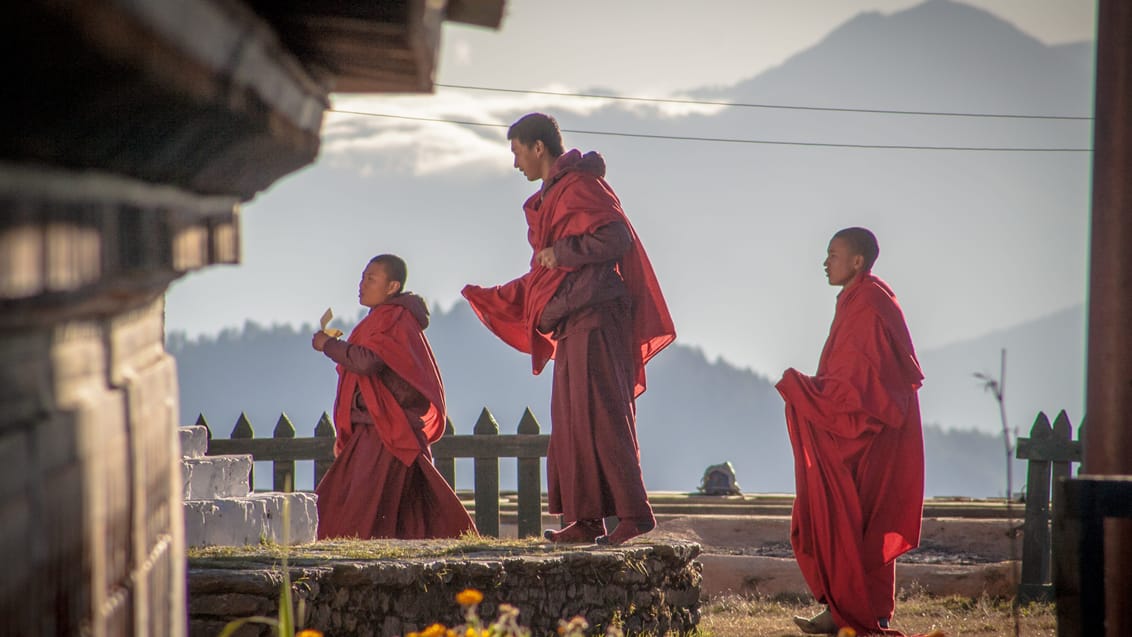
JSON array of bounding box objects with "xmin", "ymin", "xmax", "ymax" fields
[{"xmin": 697, "ymin": 592, "xmax": 1056, "ymax": 636}]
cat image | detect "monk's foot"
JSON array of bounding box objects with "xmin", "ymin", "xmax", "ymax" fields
[
  {"xmin": 792, "ymin": 607, "xmax": 837, "ymax": 635},
  {"xmin": 595, "ymin": 515, "xmax": 656, "ymax": 546},
  {"xmin": 877, "ymin": 617, "xmax": 890, "ymax": 629},
  {"xmin": 544, "ymin": 518, "xmax": 605, "ymax": 543}
]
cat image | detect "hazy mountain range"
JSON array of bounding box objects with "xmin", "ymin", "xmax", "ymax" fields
[
  {"xmin": 166, "ymin": 0, "xmax": 1095, "ymax": 398},
  {"xmin": 168, "ymin": 299, "xmax": 1082, "ymax": 497}
]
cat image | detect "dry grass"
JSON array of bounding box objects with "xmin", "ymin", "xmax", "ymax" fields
[
  {"xmin": 697, "ymin": 592, "xmax": 1056, "ymax": 636},
  {"xmin": 187, "ymin": 532, "xmax": 574, "ymax": 567}
]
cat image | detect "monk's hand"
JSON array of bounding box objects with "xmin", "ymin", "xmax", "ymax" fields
[
  {"xmin": 536, "ymin": 246, "xmax": 558, "ymax": 269},
  {"xmin": 312, "ymin": 331, "xmax": 332, "ymax": 352}
]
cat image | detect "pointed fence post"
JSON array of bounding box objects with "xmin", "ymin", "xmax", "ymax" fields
[
  {"xmin": 196, "ymin": 413, "xmax": 212, "ymax": 451},
  {"xmin": 1020, "ymin": 412, "xmax": 1053, "ymax": 601},
  {"xmin": 1049, "ymin": 411, "xmax": 1077, "ymax": 605},
  {"xmin": 273, "ymin": 413, "xmax": 296, "ymax": 492},
  {"xmin": 516, "ymin": 408, "xmax": 543, "ymax": 538},
  {"xmin": 473, "ymin": 408, "xmax": 500, "ymax": 537},
  {"xmin": 231, "ymin": 412, "xmax": 255, "ymax": 490},
  {"xmin": 313, "ymin": 412, "xmax": 335, "ymax": 487},
  {"xmin": 435, "ymin": 418, "xmax": 456, "ymax": 489}
]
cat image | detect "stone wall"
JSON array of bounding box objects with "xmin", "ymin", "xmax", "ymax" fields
[{"xmin": 188, "ymin": 543, "xmax": 703, "ymax": 637}]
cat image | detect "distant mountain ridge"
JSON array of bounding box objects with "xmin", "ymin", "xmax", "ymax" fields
[
  {"xmin": 917, "ymin": 303, "xmax": 1085, "ymax": 434},
  {"xmin": 695, "ymin": 0, "xmax": 1091, "ymax": 116}
]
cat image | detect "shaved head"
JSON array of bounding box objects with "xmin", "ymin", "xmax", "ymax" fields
[
  {"xmin": 368, "ymin": 254, "xmax": 407, "ymax": 293},
  {"xmin": 832, "ymin": 227, "xmax": 879, "ymax": 271}
]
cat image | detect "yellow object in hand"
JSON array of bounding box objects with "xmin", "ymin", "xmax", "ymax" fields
[{"xmin": 319, "ymin": 308, "xmax": 344, "ymax": 338}]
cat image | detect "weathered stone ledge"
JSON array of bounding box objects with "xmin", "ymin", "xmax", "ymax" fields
[{"xmin": 188, "ymin": 541, "xmax": 702, "ymax": 637}]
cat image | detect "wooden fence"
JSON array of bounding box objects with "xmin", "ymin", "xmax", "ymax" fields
[
  {"xmin": 198, "ymin": 407, "xmax": 550, "ymax": 538},
  {"xmin": 1014, "ymin": 409, "xmax": 1082, "ymax": 603}
]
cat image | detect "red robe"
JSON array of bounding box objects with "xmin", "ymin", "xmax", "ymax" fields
[
  {"xmin": 315, "ymin": 296, "xmax": 475, "ymax": 539},
  {"xmin": 776, "ymin": 273, "xmax": 924, "ymax": 635},
  {"xmin": 464, "ymin": 150, "xmax": 675, "ymax": 525},
  {"xmin": 461, "ymin": 149, "xmax": 675, "ymax": 397}
]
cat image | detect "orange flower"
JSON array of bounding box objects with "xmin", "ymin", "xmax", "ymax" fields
[
  {"xmin": 455, "ymin": 589, "xmax": 484, "ymax": 606},
  {"xmin": 421, "ymin": 623, "xmax": 448, "ymax": 637},
  {"xmin": 837, "ymin": 629, "xmax": 857, "ymax": 637},
  {"xmin": 297, "ymin": 631, "xmax": 323, "ymax": 637}
]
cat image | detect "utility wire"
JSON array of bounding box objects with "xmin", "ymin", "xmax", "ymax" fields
[
  {"xmin": 327, "ymin": 109, "xmax": 1093, "ymax": 153},
  {"xmin": 434, "ymin": 83, "xmax": 1093, "ymax": 121}
]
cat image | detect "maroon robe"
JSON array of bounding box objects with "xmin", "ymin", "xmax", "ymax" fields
[
  {"xmin": 463, "ymin": 150, "xmax": 675, "ymax": 524},
  {"xmin": 776, "ymin": 273, "xmax": 925, "ymax": 635},
  {"xmin": 315, "ymin": 293, "xmax": 475, "ymax": 540}
]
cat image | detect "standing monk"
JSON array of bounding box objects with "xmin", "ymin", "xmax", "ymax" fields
[
  {"xmin": 312, "ymin": 254, "xmax": 476, "ymax": 539},
  {"xmin": 777, "ymin": 228, "xmax": 924, "ymax": 635},
  {"xmin": 462, "ymin": 113, "xmax": 675, "ymax": 545}
]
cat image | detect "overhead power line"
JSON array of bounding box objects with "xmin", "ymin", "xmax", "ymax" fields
[
  {"xmin": 434, "ymin": 83, "xmax": 1094, "ymax": 121},
  {"xmin": 327, "ymin": 109, "xmax": 1093, "ymax": 153}
]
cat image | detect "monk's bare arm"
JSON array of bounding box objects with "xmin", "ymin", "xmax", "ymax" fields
[
  {"xmin": 322, "ymin": 338, "xmax": 387, "ymax": 375},
  {"xmin": 552, "ymin": 222, "xmax": 632, "ymax": 268}
]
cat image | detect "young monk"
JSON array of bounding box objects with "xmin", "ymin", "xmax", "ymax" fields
[
  {"xmin": 777, "ymin": 228, "xmax": 925, "ymax": 635},
  {"xmin": 312, "ymin": 254, "xmax": 475, "ymax": 539},
  {"xmin": 462, "ymin": 113, "xmax": 675, "ymax": 545}
]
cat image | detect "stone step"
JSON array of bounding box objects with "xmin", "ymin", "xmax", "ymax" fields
[
  {"xmin": 183, "ymin": 454, "xmax": 252, "ymax": 500},
  {"xmin": 184, "ymin": 492, "xmax": 318, "ymax": 548},
  {"xmin": 178, "ymin": 425, "xmax": 209, "ymax": 459}
]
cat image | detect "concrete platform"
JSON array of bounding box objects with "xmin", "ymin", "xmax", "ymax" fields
[
  {"xmin": 649, "ymin": 513, "xmax": 1022, "ymax": 599},
  {"xmin": 696, "ymin": 554, "xmax": 1017, "ymax": 598}
]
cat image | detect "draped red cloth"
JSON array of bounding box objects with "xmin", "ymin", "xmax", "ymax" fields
[
  {"xmin": 316, "ymin": 301, "xmax": 475, "ymax": 539},
  {"xmin": 461, "ymin": 149, "xmax": 675, "ymax": 397},
  {"xmin": 331, "ymin": 303, "xmax": 446, "ymax": 465},
  {"xmin": 776, "ymin": 273, "xmax": 925, "ymax": 636}
]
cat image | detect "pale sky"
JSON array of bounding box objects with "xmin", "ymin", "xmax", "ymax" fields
[
  {"xmin": 432, "ymin": 0, "xmax": 1095, "ymax": 95},
  {"xmin": 167, "ymin": 0, "xmax": 1097, "ymax": 382}
]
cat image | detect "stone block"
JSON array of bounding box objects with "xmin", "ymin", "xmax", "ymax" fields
[
  {"xmin": 184, "ymin": 492, "xmax": 317, "ymax": 547},
  {"xmin": 188, "ymin": 592, "xmax": 272, "ymax": 617},
  {"xmin": 180, "ymin": 426, "xmax": 210, "ymax": 459},
  {"xmin": 183, "ymin": 455, "xmax": 252, "ymax": 500}
]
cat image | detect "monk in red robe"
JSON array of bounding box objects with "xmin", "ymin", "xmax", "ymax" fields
[
  {"xmin": 312, "ymin": 254, "xmax": 475, "ymax": 539},
  {"xmin": 462, "ymin": 113, "xmax": 675, "ymax": 545},
  {"xmin": 777, "ymin": 228, "xmax": 924, "ymax": 635}
]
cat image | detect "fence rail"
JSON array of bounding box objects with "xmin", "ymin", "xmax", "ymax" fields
[
  {"xmin": 1014, "ymin": 409, "xmax": 1082, "ymax": 603},
  {"xmin": 197, "ymin": 407, "xmax": 550, "ymax": 538}
]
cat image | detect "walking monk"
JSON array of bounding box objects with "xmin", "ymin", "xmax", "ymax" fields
[
  {"xmin": 462, "ymin": 113, "xmax": 675, "ymax": 545},
  {"xmin": 312, "ymin": 254, "xmax": 475, "ymax": 539},
  {"xmin": 777, "ymin": 228, "xmax": 925, "ymax": 635}
]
